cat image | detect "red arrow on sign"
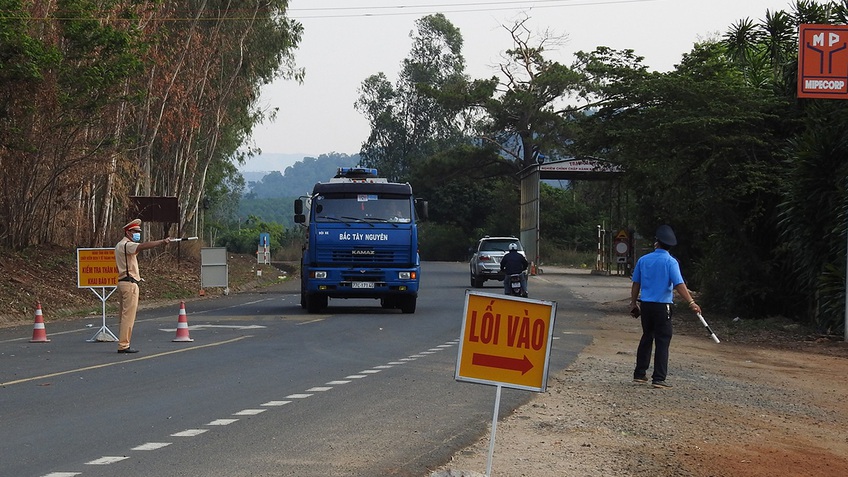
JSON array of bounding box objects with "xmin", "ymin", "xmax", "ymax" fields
[{"xmin": 472, "ymin": 353, "xmax": 533, "ymax": 375}]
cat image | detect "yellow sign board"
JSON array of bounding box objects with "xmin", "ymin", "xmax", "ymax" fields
[
  {"xmin": 77, "ymin": 248, "xmax": 118, "ymax": 288},
  {"xmin": 455, "ymin": 291, "xmax": 557, "ymax": 392}
]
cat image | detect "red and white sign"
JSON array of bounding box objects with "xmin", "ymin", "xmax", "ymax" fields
[
  {"xmin": 455, "ymin": 291, "xmax": 557, "ymax": 392},
  {"xmin": 798, "ymin": 24, "xmax": 848, "ymax": 99}
]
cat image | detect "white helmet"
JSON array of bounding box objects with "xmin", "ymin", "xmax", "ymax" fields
[{"xmin": 509, "ymin": 243, "xmax": 517, "ymax": 251}]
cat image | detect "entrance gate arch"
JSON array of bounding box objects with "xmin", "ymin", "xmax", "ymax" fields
[{"xmin": 518, "ymin": 158, "xmax": 623, "ymax": 275}]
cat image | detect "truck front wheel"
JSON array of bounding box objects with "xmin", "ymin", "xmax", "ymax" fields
[
  {"xmin": 399, "ymin": 296, "xmax": 416, "ymax": 314},
  {"xmin": 306, "ymin": 293, "xmax": 327, "ymax": 313}
]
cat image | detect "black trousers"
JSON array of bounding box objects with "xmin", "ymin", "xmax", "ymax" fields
[{"xmin": 634, "ymin": 301, "xmax": 673, "ymax": 382}]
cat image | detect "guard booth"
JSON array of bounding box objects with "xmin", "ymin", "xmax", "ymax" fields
[{"xmin": 518, "ymin": 157, "xmax": 626, "ymax": 275}]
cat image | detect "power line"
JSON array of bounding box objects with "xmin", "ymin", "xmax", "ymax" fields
[
  {"xmin": 1, "ymin": 0, "xmax": 661, "ymax": 22},
  {"xmin": 288, "ymin": 0, "xmax": 661, "ymax": 19}
]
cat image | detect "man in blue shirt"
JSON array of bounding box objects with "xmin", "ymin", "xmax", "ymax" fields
[{"xmin": 629, "ymin": 225, "xmax": 701, "ymax": 388}]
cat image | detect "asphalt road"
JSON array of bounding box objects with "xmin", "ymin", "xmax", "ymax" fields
[{"xmin": 0, "ymin": 262, "xmax": 595, "ymax": 477}]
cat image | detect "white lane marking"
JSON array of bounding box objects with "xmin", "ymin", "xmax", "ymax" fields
[
  {"xmin": 305, "ymin": 386, "xmax": 332, "ymax": 392},
  {"xmin": 410, "ymin": 354, "xmax": 425, "ymax": 358},
  {"xmin": 374, "ymin": 365, "xmax": 393, "ymax": 369},
  {"xmin": 286, "ymin": 393, "xmax": 313, "ymax": 399},
  {"xmin": 208, "ymin": 418, "xmax": 238, "ymax": 425},
  {"xmin": 133, "ymin": 442, "xmax": 171, "ymax": 451},
  {"xmin": 86, "ymin": 456, "xmax": 130, "ymax": 465},
  {"xmin": 428, "ymin": 348, "xmax": 443, "ymax": 352},
  {"xmin": 172, "ymin": 429, "xmax": 207, "ymax": 437},
  {"xmin": 234, "ymin": 409, "xmax": 266, "ymax": 416},
  {"xmin": 437, "ymin": 344, "xmax": 453, "ymax": 348},
  {"xmin": 345, "ymin": 375, "xmax": 367, "ymax": 379},
  {"xmin": 359, "ymin": 369, "xmax": 381, "ymax": 374},
  {"xmin": 159, "ymin": 324, "xmax": 266, "ymax": 332},
  {"xmin": 262, "ymin": 400, "xmax": 292, "ymax": 406},
  {"xmin": 326, "ymin": 380, "xmax": 351, "ymax": 385},
  {"xmin": 399, "ymin": 357, "xmax": 416, "ymax": 361},
  {"xmin": 297, "ymin": 318, "xmax": 325, "ymax": 325},
  {"xmin": 387, "ymin": 362, "xmax": 405, "ymax": 365},
  {"xmin": 42, "ymin": 473, "xmax": 81, "ymax": 477},
  {"xmin": 420, "ymin": 351, "xmax": 435, "ymax": 355}
]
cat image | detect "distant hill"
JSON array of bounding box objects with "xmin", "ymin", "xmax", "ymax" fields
[
  {"xmin": 245, "ymin": 152, "xmax": 360, "ymax": 199},
  {"xmin": 238, "ymin": 153, "xmax": 361, "ymax": 226},
  {"xmin": 238, "ymin": 152, "xmax": 314, "ymax": 173}
]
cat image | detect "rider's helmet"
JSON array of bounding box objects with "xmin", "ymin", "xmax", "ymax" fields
[{"xmin": 509, "ymin": 243, "xmax": 517, "ymax": 251}]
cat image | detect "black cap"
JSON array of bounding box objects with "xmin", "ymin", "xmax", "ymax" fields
[{"xmin": 655, "ymin": 224, "xmax": 677, "ymax": 246}]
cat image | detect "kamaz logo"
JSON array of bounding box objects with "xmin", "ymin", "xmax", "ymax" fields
[{"xmin": 352, "ymin": 250, "xmax": 375, "ymax": 255}]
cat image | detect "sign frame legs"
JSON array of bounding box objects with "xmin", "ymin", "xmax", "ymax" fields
[{"xmin": 86, "ymin": 286, "xmax": 118, "ymax": 342}]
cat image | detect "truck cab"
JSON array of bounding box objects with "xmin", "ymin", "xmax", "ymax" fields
[{"xmin": 294, "ymin": 167, "xmax": 423, "ymax": 313}]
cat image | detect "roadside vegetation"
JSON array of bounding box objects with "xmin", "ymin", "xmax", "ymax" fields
[{"xmin": 0, "ymin": 1, "xmax": 845, "ymax": 336}]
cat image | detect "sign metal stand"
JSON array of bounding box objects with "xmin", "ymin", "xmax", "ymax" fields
[
  {"xmin": 86, "ymin": 286, "xmax": 118, "ymax": 342},
  {"xmin": 485, "ymin": 384, "xmax": 504, "ymax": 477}
]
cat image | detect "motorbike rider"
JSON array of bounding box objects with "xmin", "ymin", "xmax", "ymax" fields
[{"xmin": 500, "ymin": 243, "xmax": 529, "ymax": 297}]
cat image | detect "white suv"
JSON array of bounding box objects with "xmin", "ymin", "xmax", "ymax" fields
[{"xmin": 469, "ymin": 236, "xmax": 525, "ymax": 288}]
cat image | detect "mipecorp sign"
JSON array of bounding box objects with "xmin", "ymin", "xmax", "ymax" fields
[{"xmin": 798, "ymin": 24, "xmax": 848, "ymax": 99}]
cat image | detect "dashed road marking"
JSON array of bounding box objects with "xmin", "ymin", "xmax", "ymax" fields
[
  {"xmin": 234, "ymin": 409, "xmax": 266, "ymax": 416},
  {"xmin": 172, "ymin": 429, "xmax": 208, "ymax": 437},
  {"xmin": 207, "ymin": 418, "xmax": 239, "ymax": 425},
  {"xmin": 286, "ymin": 393, "xmax": 313, "ymax": 399},
  {"xmin": 262, "ymin": 400, "xmax": 292, "ymax": 406},
  {"xmin": 86, "ymin": 456, "xmax": 130, "ymax": 465},
  {"xmin": 133, "ymin": 442, "xmax": 171, "ymax": 451}
]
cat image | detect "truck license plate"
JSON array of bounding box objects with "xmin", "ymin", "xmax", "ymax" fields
[{"xmin": 352, "ymin": 281, "xmax": 374, "ymax": 289}]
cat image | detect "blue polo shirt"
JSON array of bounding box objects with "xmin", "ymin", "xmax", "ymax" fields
[{"xmin": 632, "ymin": 249, "xmax": 684, "ymax": 304}]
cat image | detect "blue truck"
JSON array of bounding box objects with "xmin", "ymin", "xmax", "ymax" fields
[{"xmin": 294, "ymin": 167, "xmax": 425, "ymax": 314}]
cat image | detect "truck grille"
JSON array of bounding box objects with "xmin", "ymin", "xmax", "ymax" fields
[
  {"xmin": 317, "ymin": 247, "xmax": 405, "ymax": 265},
  {"xmin": 340, "ymin": 270, "xmax": 386, "ymax": 282}
]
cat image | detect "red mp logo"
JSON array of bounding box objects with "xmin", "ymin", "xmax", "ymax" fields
[{"xmin": 798, "ymin": 24, "xmax": 848, "ymax": 99}]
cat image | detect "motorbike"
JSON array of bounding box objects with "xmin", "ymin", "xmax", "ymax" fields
[{"xmin": 506, "ymin": 272, "xmax": 527, "ymax": 297}]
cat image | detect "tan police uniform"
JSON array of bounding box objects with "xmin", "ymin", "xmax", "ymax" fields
[{"xmin": 115, "ymin": 219, "xmax": 142, "ymax": 351}]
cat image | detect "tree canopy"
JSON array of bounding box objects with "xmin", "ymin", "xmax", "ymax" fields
[{"xmin": 0, "ymin": 0, "xmax": 302, "ymax": 248}]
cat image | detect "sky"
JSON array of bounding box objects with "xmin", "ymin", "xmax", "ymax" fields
[{"xmin": 245, "ymin": 0, "xmax": 794, "ymax": 171}]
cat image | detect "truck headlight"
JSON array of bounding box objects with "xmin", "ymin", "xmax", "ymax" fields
[
  {"xmin": 312, "ymin": 271, "xmax": 327, "ymax": 279},
  {"xmin": 399, "ymin": 271, "xmax": 416, "ymax": 280}
]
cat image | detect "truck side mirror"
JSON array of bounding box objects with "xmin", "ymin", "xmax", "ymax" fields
[
  {"xmin": 294, "ymin": 198, "xmax": 306, "ymax": 224},
  {"xmin": 415, "ymin": 199, "xmax": 428, "ymax": 221}
]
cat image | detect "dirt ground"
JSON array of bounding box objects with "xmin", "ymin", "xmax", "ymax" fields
[{"xmin": 431, "ymin": 269, "xmax": 848, "ymax": 477}]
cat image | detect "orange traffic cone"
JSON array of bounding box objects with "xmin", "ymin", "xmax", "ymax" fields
[
  {"xmin": 172, "ymin": 301, "xmax": 194, "ymax": 342},
  {"xmin": 29, "ymin": 302, "xmax": 50, "ymax": 343}
]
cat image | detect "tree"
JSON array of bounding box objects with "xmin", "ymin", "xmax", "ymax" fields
[
  {"xmin": 355, "ymin": 14, "xmax": 485, "ymax": 181},
  {"xmin": 0, "ymin": 1, "xmax": 303, "ymax": 250},
  {"xmin": 481, "ymin": 16, "xmax": 583, "ymax": 171},
  {"xmin": 571, "ymin": 41, "xmax": 797, "ymax": 317}
]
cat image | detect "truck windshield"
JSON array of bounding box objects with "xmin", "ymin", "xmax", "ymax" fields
[{"xmin": 313, "ymin": 195, "xmax": 412, "ymax": 223}]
